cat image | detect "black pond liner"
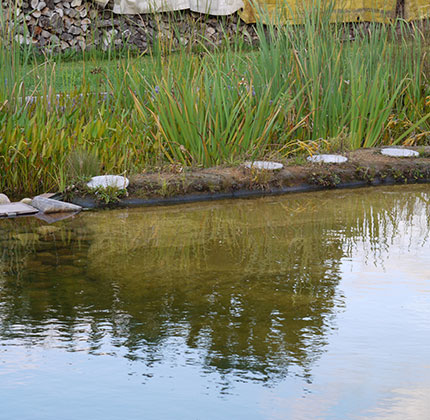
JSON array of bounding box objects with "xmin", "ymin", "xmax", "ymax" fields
[{"xmin": 68, "ymin": 176, "xmax": 430, "ymax": 209}]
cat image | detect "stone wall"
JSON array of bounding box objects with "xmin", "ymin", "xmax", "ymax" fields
[{"xmin": 2, "ymin": 0, "xmax": 257, "ymax": 52}]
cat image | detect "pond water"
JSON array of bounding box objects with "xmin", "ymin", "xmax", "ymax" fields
[{"xmin": 1, "ymin": 185, "xmax": 430, "ymax": 420}]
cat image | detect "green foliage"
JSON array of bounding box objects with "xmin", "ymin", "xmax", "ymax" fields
[
  {"xmin": 66, "ymin": 149, "xmax": 101, "ymax": 184},
  {"xmin": 1, "ymin": 2, "xmax": 430, "ymax": 196},
  {"xmin": 91, "ymin": 186, "xmax": 126, "ymax": 205},
  {"xmin": 310, "ymin": 172, "xmax": 341, "ymax": 188},
  {"xmin": 355, "ymin": 166, "xmax": 375, "ymax": 184}
]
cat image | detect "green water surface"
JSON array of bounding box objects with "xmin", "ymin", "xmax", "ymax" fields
[{"xmin": 1, "ymin": 185, "xmax": 430, "ymax": 419}]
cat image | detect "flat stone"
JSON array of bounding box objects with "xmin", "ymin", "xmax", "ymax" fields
[
  {"xmin": 37, "ymin": 192, "xmax": 60, "ymax": 199},
  {"xmin": 87, "ymin": 175, "xmax": 130, "ymax": 189},
  {"xmin": 0, "ymin": 193, "xmax": 11, "ymax": 204},
  {"xmin": 381, "ymin": 148, "xmax": 419, "ymax": 158},
  {"xmin": 244, "ymin": 161, "xmax": 283, "ymax": 171},
  {"xmin": 31, "ymin": 196, "xmax": 82, "ymax": 214},
  {"xmin": 307, "ymin": 154, "xmax": 348, "ymax": 164},
  {"xmin": 0, "ymin": 202, "xmax": 38, "ymax": 217}
]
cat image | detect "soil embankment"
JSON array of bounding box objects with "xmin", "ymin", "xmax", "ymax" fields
[{"xmin": 70, "ymin": 147, "xmax": 430, "ymax": 208}]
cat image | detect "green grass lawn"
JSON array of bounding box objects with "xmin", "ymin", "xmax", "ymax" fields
[
  {"xmin": 25, "ymin": 55, "xmax": 148, "ymax": 92},
  {"xmin": 23, "ymin": 41, "xmax": 258, "ymax": 92}
]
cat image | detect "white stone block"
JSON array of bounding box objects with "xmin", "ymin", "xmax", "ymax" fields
[
  {"xmin": 381, "ymin": 148, "xmax": 419, "ymax": 158},
  {"xmin": 87, "ymin": 175, "xmax": 130, "ymax": 189},
  {"xmin": 307, "ymin": 154, "xmax": 348, "ymax": 164},
  {"xmin": 244, "ymin": 161, "xmax": 283, "ymax": 171}
]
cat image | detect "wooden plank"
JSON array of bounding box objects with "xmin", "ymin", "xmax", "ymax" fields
[{"xmin": 0, "ymin": 202, "xmax": 39, "ymax": 217}]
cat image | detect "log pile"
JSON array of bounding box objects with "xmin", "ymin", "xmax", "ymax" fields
[{"xmin": 2, "ymin": 0, "xmax": 258, "ymax": 52}]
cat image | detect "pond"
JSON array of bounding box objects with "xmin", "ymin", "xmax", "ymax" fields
[{"xmin": 1, "ymin": 185, "xmax": 430, "ymax": 420}]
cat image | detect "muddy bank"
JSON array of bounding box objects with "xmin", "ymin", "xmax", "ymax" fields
[{"xmin": 69, "ymin": 147, "xmax": 430, "ymax": 208}]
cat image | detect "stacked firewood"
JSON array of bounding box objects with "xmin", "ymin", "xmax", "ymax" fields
[{"xmin": 2, "ymin": 0, "xmax": 258, "ymax": 52}]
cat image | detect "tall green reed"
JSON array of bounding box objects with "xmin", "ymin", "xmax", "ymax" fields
[
  {"xmin": 250, "ymin": 1, "xmax": 430, "ymax": 148},
  {"xmin": 1, "ymin": 1, "xmax": 430, "ymax": 197}
]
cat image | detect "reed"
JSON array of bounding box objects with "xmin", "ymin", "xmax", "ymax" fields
[{"xmin": 1, "ymin": 2, "xmax": 430, "ymax": 196}]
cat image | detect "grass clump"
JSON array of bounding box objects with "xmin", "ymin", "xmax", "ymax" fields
[
  {"xmin": 66, "ymin": 149, "xmax": 101, "ymax": 184},
  {"xmin": 1, "ymin": 1, "xmax": 430, "ymax": 196}
]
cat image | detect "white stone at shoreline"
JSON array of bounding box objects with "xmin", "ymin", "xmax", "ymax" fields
[
  {"xmin": 381, "ymin": 148, "xmax": 419, "ymax": 158},
  {"xmin": 244, "ymin": 161, "xmax": 284, "ymax": 171},
  {"xmin": 87, "ymin": 175, "xmax": 130, "ymax": 189},
  {"xmin": 307, "ymin": 154, "xmax": 348, "ymax": 164},
  {"xmin": 0, "ymin": 193, "xmax": 11, "ymax": 204}
]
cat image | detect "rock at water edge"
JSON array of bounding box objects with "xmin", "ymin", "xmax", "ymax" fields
[
  {"xmin": 0, "ymin": 193, "xmax": 11, "ymax": 204},
  {"xmin": 31, "ymin": 196, "xmax": 82, "ymax": 214},
  {"xmin": 87, "ymin": 175, "xmax": 130, "ymax": 189}
]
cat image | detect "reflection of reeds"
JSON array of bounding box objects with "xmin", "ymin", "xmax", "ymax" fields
[
  {"xmin": 83, "ymin": 187, "xmax": 429, "ymax": 279},
  {"xmin": 84, "ymin": 201, "xmax": 339, "ymax": 280},
  {"xmin": 1, "ymin": 186, "xmax": 430, "ymax": 384},
  {"xmin": 339, "ymin": 188, "xmax": 430, "ymax": 266},
  {"xmin": 0, "ymin": 217, "xmax": 87, "ymax": 281},
  {"xmin": 1, "ymin": 219, "xmax": 40, "ymax": 281},
  {"xmin": 2, "ymin": 187, "xmax": 428, "ymax": 287}
]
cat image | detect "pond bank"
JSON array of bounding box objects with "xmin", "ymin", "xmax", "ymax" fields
[{"xmin": 68, "ymin": 147, "xmax": 430, "ymax": 209}]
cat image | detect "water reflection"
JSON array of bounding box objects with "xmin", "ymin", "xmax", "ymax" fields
[{"xmin": 0, "ymin": 185, "xmax": 430, "ymax": 391}]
